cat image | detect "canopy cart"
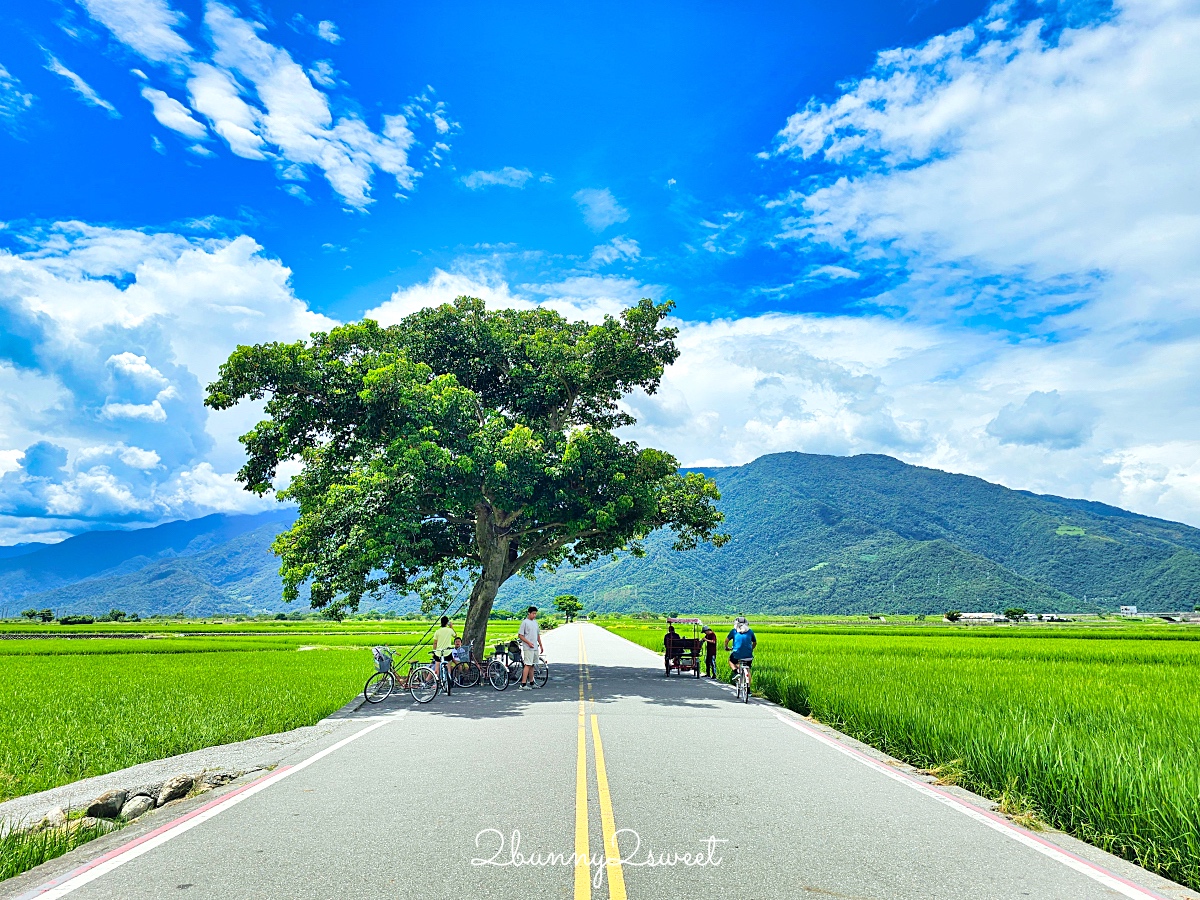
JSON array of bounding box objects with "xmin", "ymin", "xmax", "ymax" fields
[{"xmin": 664, "ymin": 617, "xmax": 703, "ymax": 677}]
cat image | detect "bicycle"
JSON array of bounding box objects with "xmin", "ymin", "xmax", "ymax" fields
[
  {"xmin": 364, "ymin": 646, "xmax": 397, "ymax": 704},
  {"xmin": 488, "ymin": 648, "xmax": 548, "ymax": 691},
  {"xmin": 733, "ymin": 660, "xmax": 752, "ymax": 703},
  {"xmin": 410, "ymin": 650, "xmax": 456, "ymax": 703},
  {"xmin": 450, "ymin": 643, "xmax": 484, "ymax": 688}
]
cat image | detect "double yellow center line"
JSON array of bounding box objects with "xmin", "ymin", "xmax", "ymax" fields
[{"xmin": 575, "ymin": 629, "xmax": 627, "ymax": 900}]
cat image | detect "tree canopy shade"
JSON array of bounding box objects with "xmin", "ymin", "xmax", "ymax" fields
[{"xmin": 204, "ymin": 297, "xmax": 728, "ymax": 652}]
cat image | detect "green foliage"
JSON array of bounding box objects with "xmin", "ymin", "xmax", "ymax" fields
[
  {"xmin": 553, "ymin": 594, "xmax": 582, "ymax": 622},
  {"xmin": 610, "ymin": 624, "xmax": 1200, "ymax": 890},
  {"xmin": 945, "ymin": 610, "xmax": 962, "ymax": 622},
  {"xmin": 1, "ymin": 819, "xmax": 119, "ymax": 882},
  {"xmin": 205, "ymin": 297, "xmax": 727, "ymax": 644},
  {"xmin": 19, "ymin": 609, "xmax": 37, "ymax": 620},
  {"xmin": 56, "ymin": 615, "xmax": 93, "ymax": 625},
  {"xmin": 1005, "ymin": 607, "xmax": 1027, "ymax": 621}
]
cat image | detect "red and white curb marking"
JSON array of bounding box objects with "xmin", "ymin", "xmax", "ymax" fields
[
  {"xmin": 772, "ymin": 712, "xmax": 1171, "ymax": 900},
  {"xmin": 17, "ymin": 711, "xmax": 404, "ymax": 900}
]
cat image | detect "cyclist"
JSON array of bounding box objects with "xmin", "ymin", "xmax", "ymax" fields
[
  {"xmin": 724, "ymin": 615, "xmax": 756, "ymax": 687},
  {"xmin": 432, "ymin": 615, "xmax": 456, "ymax": 684}
]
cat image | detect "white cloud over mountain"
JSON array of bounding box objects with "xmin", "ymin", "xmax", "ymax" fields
[
  {"xmin": 743, "ymin": 0, "xmax": 1200, "ymax": 523},
  {"xmin": 0, "ymin": 221, "xmax": 332, "ymax": 538}
]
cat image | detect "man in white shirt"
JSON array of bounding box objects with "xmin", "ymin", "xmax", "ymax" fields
[{"xmin": 517, "ymin": 606, "xmax": 543, "ymax": 691}]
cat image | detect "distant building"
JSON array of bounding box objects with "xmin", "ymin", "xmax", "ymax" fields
[
  {"xmin": 959, "ymin": 612, "xmax": 1004, "ymax": 624},
  {"xmin": 1119, "ymin": 605, "xmax": 1138, "ymax": 617}
]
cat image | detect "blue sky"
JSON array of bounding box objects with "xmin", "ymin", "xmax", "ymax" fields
[{"xmin": 2, "ymin": 0, "xmax": 1200, "ymax": 542}]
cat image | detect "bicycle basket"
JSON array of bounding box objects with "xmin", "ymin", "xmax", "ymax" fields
[{"xmin": 371, "ymin": 646, "xmax": 394, "ymax": 674}]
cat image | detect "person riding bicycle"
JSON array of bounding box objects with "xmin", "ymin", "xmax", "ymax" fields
[
  {"xmin": 432, "ymin": 616, "xmax": 456, "ymax": 682},
  {"xmin": 724, "ymin": 616, "xmax": 756, "ymax": 687}
]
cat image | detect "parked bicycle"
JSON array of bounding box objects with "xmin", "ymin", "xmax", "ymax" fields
[
  {"xmin": 487, "ymin": 641, "xmax": 548, "ymax": 691},
  {"xmin": 450, "ymin": 642, "xmax": 485, "ymax": 688},
  {"xmin": 364, "ymin": 646, "xmax": 398, "ymax": 704},
  {"xmin": 410, "ymin": 648, "xmax": 458, "ymax": 703}
]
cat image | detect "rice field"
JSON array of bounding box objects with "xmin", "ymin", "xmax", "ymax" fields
[
  {"xmin": 607, "ymin": 621, "xmax": 1200, "ymax": 891},
  {"xmin": 0, "ymin": 618, "xmax": 521, "ymax": 805}
]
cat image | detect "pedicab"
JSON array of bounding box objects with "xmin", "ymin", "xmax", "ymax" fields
[{"xmin": 664, "ymin": 617, "xmax": 703, "ymax": 677}]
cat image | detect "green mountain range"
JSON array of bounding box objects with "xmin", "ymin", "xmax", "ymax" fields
[
  {"xmin": 496, "ymin": 452, "xmax": 1200, "ymax": 615},
  {"xmin": 5, "ymin": 452, "xmax": 1199, "ymax": 617}
]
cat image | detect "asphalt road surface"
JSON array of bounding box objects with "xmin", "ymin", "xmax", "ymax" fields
[{"xmin": 9, "ymin": 623, "xmax": 1194, "ymax": 900}]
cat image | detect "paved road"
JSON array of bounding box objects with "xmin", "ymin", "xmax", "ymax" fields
[{"xmin": 8, "ymin": 623, "xmax": 1194, "ymax": 900}]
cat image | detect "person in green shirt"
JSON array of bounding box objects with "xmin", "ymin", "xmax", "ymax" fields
[{"xmin": 433, "ymin": 616, "xmax": 456, "ymax": 682}]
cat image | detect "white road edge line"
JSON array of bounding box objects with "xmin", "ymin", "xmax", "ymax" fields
[
  {"xmin": 24, "ymin": 711, "xmax": 405, "ymax": 900},
  {"xmin": 772, "ymin": 712, "xmax": 1170, "ymax": 900}
]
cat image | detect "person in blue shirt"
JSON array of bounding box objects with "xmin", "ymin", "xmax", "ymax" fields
[{"xmin": 724, "ymin": 616, "xmax": 757, "ymax": 687}]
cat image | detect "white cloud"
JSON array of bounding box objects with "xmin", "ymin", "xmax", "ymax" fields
[
  {"xmin": 808, "ymin": 264, "xmax": 859, "ymax": 280},
  {"xmin": 76, "ymin": 0, "xmax": 192, "ymax": 63},
  {"xmin": 101, "ymin": 400, "xmax": 167, "ymax": 421},
  {"xmin": 140, "ymin": 85, "xmax": 206, "ymax": 138},
  {"xmin": 45, "ymin": 54, "xmax": 119, "ymax": 117},
  {"xmin": 772, "ymin": 0, "xmax": 1200, "ymax": 331},
  {"xmin": 589, "ymin": 236, "xmax": 640, "ymax": 267},
  {"xmin": 307, "ymin": 60, "xmax": 337, "ymax": 87},
  {"xmin": 671, "ymin": 0, "xmax": 1200, "ymax": 526},
  {"xmin": 186, "ymin": 62, "xmax": 265, "ymax": 159},
  {"xmin": 462, "ymin": 167, "xmax": 535, "ymax": 190},
  {"xmin": 201, "ymin": 2, "xmax": 418, "ymax": 207},
  {"xmin": 118, "ymin": 445, "xmax": 161, "ymax": 468},
  {"xmin": 0, "ymin": 220, "xmax": 335, "ymax": 535},
  {"xmin": 0, "ymin": 65, "xmax": 34, "ymax": 130},
  {"xmin": 74, "ymin": 0, "xmax": 449, "ymax": 208},
  {"xmin": 45, "ymin": 466, "xmax": 158, "ymax": 517},
  {"xmin": 987, "ymin": 390, "xmax": 1096, "ymax": 450},
  {"xmin": 316, "ymin": 20, "xmax": 341, "ymax": 44},
  {"xmin": 573, "ymin": 188, "xmax": 629, "ymax": 231},
  {"xmin": 368, "ymin": 264, "xmax": 659, "ymax": 327}
]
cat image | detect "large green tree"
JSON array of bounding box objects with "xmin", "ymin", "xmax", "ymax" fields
[{"xmin": 205, "ymin": 297, "xmax": 727, "ymax": 653}]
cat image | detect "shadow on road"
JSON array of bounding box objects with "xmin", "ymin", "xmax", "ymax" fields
[{"xmin": 342, "ymin": 663, "xmax": 733, "ymax": 721}]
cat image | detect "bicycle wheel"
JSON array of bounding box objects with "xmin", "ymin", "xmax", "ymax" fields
[
  {"xmin": 363, "ymin": 670, "xmax": 394, "ymax": 704},
  {"xmin": 507, "ymin": 660, "xmax": 523, "ymax": 684},
  {"xmin": 741, "ymin": 669, "xmax": 750, "ymax": 703},
  {"xmin": 487, "ymin": 658, "xmax": 510, "ymax": 691},
  {"xmin": 450, "ymin": 662, "xmax": 472, "ymax": 688},
  {"xmin": 409, "ymin": 666, "xmax": 439, "ymax": 703},
  {"xmin": 533, "ymin": 660, "xmax": 549, "ymax": 688}
]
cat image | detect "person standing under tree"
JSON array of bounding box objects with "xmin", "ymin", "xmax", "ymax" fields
[{"xmin": 517, "ymin": 606, "xmax": 543, "ymax": 691}]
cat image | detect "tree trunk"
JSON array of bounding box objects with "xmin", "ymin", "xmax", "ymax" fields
[
  {"xmin": 462, "ymin": 509, "xmax": 513, "ymax": 660},
  {"xmin": 462, "ymin": 569, "xmax": 503, "ymax": 661}
]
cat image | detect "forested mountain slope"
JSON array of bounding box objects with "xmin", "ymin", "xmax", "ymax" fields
[
  {"xmin": 7, "ymin": 453, "xmax": 1198, "ymax": 617},
  {"xmin": 497, "ymin": 453, "xmax": 1200, "ymax": 614}
]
